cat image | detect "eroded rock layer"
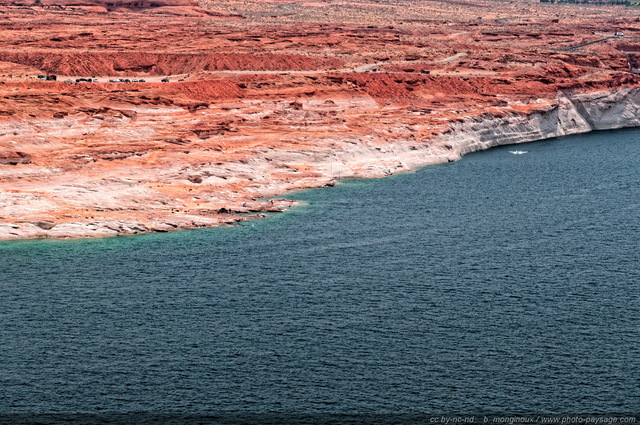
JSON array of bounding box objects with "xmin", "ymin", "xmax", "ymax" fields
[{"xmin": 1, "ymin": 0, "xmax": 639, "ymax": 239}]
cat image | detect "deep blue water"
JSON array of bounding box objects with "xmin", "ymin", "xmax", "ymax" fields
[{"xmin": 1, "ymin": 129, "xmax": 639, "ymax": 415}]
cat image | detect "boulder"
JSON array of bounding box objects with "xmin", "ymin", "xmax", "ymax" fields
[
  {"xmin": 0, "ymin": 151, "xmax": 31, "ymax": 165},
  {"xmin": 32, "ymin": 220, "xmax": 56, "ymax": 230}
]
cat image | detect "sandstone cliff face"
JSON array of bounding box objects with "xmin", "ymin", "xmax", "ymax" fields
[
  {"xmin": 295, "ymin": 87, "xmax": 640, "ymax": 181},
  {"xmin": 438, "ymin": 88, "xmax": 640, "ymax": 160},
  {"xmin": 1, "ymin": 86, "xmax": 638, "ymax": 240},
  {"xmin": 1, "ymin": 0, "xmax": 640, "ymax": 240}
]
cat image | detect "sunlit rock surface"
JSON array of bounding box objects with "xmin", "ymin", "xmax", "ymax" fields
[{"xmin": 1, "ymin": 0, "xmax": 639, "ymax": 239}]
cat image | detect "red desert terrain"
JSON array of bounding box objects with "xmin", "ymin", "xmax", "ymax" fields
[{"xmin": 1, "ymin": 0, "xmax": 639, "ymax": 238}]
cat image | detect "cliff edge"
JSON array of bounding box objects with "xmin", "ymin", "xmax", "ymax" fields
[
  {"xmin": 1, "ymin": 0, "xmax": 639, "ymax": 239},
  {"xmin": 439, "ymin": 87, "xmax": 640, "ymax": 161},
  {"xmin": 1, "ymin": 86, "xmax": 638, "ymax": 240}
]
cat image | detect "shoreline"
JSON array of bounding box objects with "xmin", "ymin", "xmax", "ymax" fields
[{"xmin": 1, "ymin": 85, "xmax": 639, "ymax": 241}]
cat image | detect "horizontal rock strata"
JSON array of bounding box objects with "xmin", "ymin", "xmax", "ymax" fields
[
  {"xmin": 1, "ymin": 0, "xmax": 640, "ymax": 240},
  {"xmin": 1, "ymin": 86, "xmax": 638, "ymax": 240}
]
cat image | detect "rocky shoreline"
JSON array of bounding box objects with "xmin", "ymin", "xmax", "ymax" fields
[{"xmin": 1, "ymin": 86, "xmax": 639, "ymax": 241}]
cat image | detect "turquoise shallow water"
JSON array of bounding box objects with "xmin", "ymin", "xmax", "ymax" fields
[{"xmin": 1, "ymin": 129, "xmax": 639, "ymax": 414}]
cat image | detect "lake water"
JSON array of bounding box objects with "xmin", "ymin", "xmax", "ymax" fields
[{"xmin": 1, "ymin": 129, "xmax": 639, "ymax": 416}]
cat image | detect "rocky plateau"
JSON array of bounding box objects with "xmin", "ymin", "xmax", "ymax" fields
[{"xmin": 1, "ymin": 0, "xmax": 640, "ymax": 239}]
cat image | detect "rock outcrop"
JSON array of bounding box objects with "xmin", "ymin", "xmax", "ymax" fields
[
  {"xmin": 0, "ymin": 151, "xmax": 31, "ymax": 165},
  {"xmin": 1, "ymin": 0, "xmax": 639, "ymax": 240},
  {"xmin": 437, "ymin": 88, "xmax": 640, "ymax": 161},
  {"xmin": 1, "ymin": 86, "xmax": 638, "ymax": 240}
]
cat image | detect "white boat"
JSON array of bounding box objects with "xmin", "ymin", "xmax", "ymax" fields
[{"xmin": 509, "ymin": 150, "xmax": 528, "ymax": 154}]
